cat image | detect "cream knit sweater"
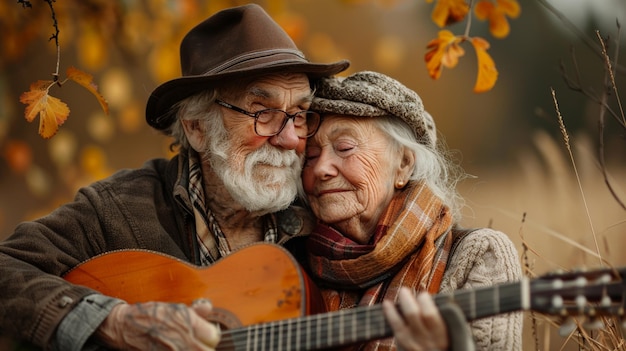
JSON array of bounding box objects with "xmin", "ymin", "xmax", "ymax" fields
[{"xmin": 440, "ymin": 228, "xmax": 523, "ymax": 350}]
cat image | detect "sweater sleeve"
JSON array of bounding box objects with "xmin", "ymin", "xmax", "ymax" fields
[{"xmin": 440, "ymin": 228, "xmax": 523, "ymax": 351}]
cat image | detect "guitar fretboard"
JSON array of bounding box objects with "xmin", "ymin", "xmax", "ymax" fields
[{"xmin": 218, "ymin": 280, "xmax": 525, "ymax": 351}]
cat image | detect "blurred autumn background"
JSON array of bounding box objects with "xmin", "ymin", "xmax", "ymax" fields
[{"xmin": 1, "ymin": 0, "xmax": 625, "ymax": 349}]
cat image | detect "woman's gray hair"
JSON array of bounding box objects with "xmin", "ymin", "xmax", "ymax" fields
[{"xmin": 377, "ymin": 116, "xmax": 466, "ymax": 223}]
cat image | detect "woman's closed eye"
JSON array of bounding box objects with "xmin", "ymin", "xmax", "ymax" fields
[{"xmin": 334, "ymin": 141, "xmax": 357, "ymax": 155}]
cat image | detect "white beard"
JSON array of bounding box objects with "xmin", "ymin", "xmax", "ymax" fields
[{"xmin": 202, "ymin": 118, "xmax": 303, "ymax": 214}]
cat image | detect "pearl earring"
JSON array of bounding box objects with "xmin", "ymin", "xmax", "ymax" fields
[{"xmin": 396, "ymin": 180, "xmax": 404, "ymax": 188}]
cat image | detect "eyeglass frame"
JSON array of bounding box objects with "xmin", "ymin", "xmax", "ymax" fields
[{"xmin": 214, "ymin": 99, "xmax": 321, "ymax": 138}]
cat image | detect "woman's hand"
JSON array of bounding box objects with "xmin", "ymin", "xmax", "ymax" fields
[
  {"xmin": 95, "ymin": 299, "xmax": 221, "ymax": 350},
  {"xmin": 382, "ymin": 287, "xmax": 449, "ymax": 351}
]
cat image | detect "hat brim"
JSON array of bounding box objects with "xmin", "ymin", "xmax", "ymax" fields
[{"xmin": 146, "ymin": 59, "xmax": 350, "ymax": 130}]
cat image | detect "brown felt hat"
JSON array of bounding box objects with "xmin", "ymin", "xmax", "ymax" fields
[
  {"xmin": 311, "ymin": 71, "xmax": 437, "ymax": 147},
  {"xmin": 146, "ymin": 4, "xmax": 350, "ymax": 130}
]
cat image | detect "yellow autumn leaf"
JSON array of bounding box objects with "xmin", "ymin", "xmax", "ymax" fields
[
  {"xmin": 66, "ymin": 66, "xmax": 110, "ymax": 115},
  {"xmin": 474, "ymin": 0, "xmax": 521, "ymax": 39},
  {"xmin": 19, "ymin": 80, "xmax": 70, "ymax": 139},
  {"xmin": 427, "ymin": 0, "xmax": 469, "ymax": 28},
  {"xmin": 425, "ymin": 30, "xmax": 465, "ymax": 80},
  {"xmin": 471, "ymin": 37, "xmax": 498, "ymax": 93}
]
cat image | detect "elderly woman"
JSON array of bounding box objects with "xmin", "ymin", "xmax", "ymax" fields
[{"xmin": 301, "ymin": 71, "xmax": 522, "ymax": 350}]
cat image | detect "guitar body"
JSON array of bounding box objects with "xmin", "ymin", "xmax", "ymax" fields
[{"xmin": 64, "ymin": 243, "xmax": 326, "ymax": 329}]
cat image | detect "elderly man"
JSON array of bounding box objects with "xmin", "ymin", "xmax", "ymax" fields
[{"xmin": 0, "ymin": 4, "xmax": 348, "ymax": 350}]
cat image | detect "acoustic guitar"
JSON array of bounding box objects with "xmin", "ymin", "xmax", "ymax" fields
[{"xmin": 62, "ymin": 243, "xmax": 626, "ymax": 351}]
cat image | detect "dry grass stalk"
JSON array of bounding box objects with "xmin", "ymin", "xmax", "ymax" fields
[{"xmin": 550, "ymin": 88, "xmax": 602, "ymax": 267}]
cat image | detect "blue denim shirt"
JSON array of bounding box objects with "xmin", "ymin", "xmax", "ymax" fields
[{"xmin": 54, "ymin": 295, "xmax": 123, "ymax": 351}]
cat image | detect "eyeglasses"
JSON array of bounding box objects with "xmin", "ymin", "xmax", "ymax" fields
[{"xmin": 215, "ymin": 99, "xmax": 321, "ymax": 138}]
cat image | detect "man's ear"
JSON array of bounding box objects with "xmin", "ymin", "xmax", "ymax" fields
[{"xmin": 181, "ymin": 119, "xmax": 205, "ymax": 152}]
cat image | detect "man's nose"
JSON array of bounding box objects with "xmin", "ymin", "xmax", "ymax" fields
[{"xmin": 269, "ymin": 119, "xmax": 300, "ymax": 150}]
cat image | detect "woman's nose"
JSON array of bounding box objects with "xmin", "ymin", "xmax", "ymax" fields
[{"xmin": 313, "ymin": 151, "xmax": 338, "ymax": 180}]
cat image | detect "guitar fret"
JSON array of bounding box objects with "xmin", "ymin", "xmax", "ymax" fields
[
  {"xmin": 284, "ymin": 318, "xmax": 290, "ymax": 351},
  {"xmin": 315, "ymin": 312, "xmax": 321, "ymax": 349},
  {"xmin": 246, "ymin": 326, "xmax": 251, "ymax": 350},
  {"xmin": 262, "ymin": 322, "xmax": 267, "ymax": 351},
  {"xmin": 378, "ymin": 306, "xmax": 386, "ymax": 339},
  {"xmin": 352, "ymin": 306, "xmax": 357, "ymax": 342},
  {"xmin": 294, "ymin": 317, "xmax": 300, "ymax": 351},
  {"xmin": 244, "ymin": 324, "xmax": 251, "ymax": 351},
  {"xmin": 326, "ymin": 313, "xmax": 333, "ymax": 348},
  {"xmin": 305, "ymin": 313, "xmax": 311, "ymax": 350},
  {"xmin": 268, "ymin": 321, "xmax": 274, "ymax": 351},
  {"xmin": 338, "ymin": 308, "xmax": 344, "ymax": 345}
]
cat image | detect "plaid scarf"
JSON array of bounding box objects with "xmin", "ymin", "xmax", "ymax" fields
[
  {"xmin": 187, "ymin": 150, "xmax": 278, "ymax": 265},
  {"xmin": 306, "ymin": 181, "xmax": 454, "ymax": 350}
]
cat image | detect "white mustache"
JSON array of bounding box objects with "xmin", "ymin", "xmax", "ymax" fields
[{"xmin": 246, "ymin": 144, "xmax": 301, "ymax": 170}]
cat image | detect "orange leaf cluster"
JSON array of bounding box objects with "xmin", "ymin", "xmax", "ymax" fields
[
  {"xmin": 475, "ymin": 0, "xmax": 521, "ymax": 39},
  {"xmin": 427, "ymin": 0, "xmax": 469, "ymax": 27},
  {"xmin": 20, "ymin": 80, "xmax": 70, "ymax": 139},
  {"xmin": 67, "ymin": 67, "xmax": 109, "ymax": 115},
  {"xmin": 20, "ymin": 67, "xmax": 109, "ymax": 139},
  {"xmin": 425, "ymin": 30, "xmax": 464, "ymax": 80},
  {"xmin": 425, "ymin": 30, "xmax": 498, "ymax": 93},
  {"xmin": 424, "ymin": 0, "xmax": 520, "ymax": 93}
]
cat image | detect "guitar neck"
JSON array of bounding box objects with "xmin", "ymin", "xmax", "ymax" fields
[
  {"xmin": 436, "ymin": 279, "xmax": 526, "ymax": 322},
  {"xmin": 218, "ymin": 280, "xmax": 526, "ymax": 351}
]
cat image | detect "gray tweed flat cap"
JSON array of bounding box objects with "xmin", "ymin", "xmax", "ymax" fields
[{"xmin": 311, "ymin": 71, "xmax": 437, "ymax": 147}]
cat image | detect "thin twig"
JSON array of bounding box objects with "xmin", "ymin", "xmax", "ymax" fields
[
  {"xmin": 594, "ymin": 31, "xmax": 626, "ymax": 211},
  {"xmin": 463, "ymin": 0, "xmax": 474, "ymax": 38},
  {"xmin": 559, "ymin": 49, "xmax": 625, "ymax": 129},
  {"xmin": 536, "ymin": 0, "xmax": 626, "ymax": 75},
  {"xmin": 596, "ymin": 30, "xmax": 625, "ymax": 126},
  {"xmin": 43, "ymin": 0, "xmax": 61, "ymax": 84},
  {"xmin": 596, "ymin": 31, "xmax": 626, "ymax": 210}
]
